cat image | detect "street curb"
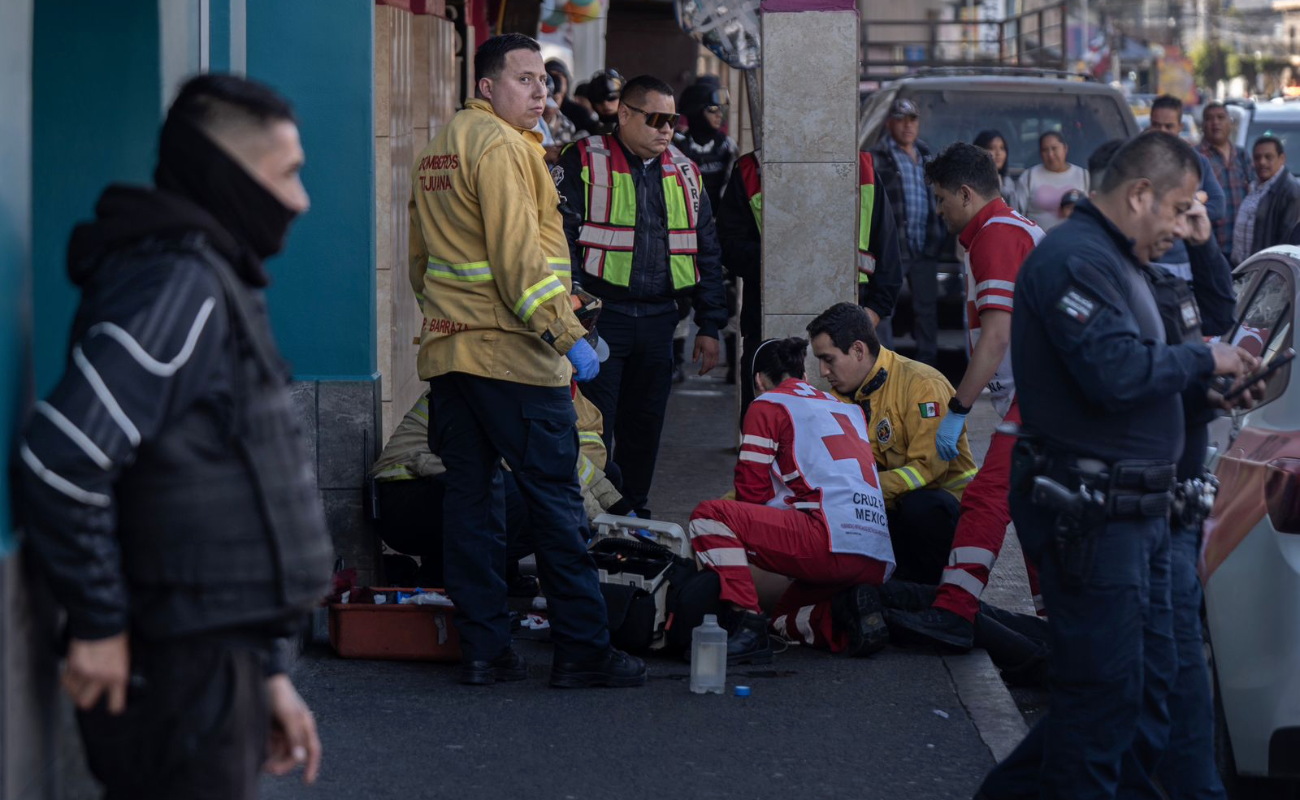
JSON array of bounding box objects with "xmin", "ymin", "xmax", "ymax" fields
[{"xmin": 943, "ymin": 650, "xmax": 1028, "ymax": 764}]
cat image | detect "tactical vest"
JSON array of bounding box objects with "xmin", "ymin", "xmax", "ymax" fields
[
  {"xmin": 1143, "ymin": 263, "xmax": 1204, "ymax": 346},
  {"xmin": 114, "ymin": 244, "xmax": 334, "ymax": 639},
  {"xmin": 575, "ymin": 135, "xmax": 702, "ymax": 291},
  {"xmin": 735, "ymin": 151, "xmax": 877, "ymax": 284}
]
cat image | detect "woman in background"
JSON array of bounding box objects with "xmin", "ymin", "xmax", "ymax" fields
[
  {"xmin": 1014, "ymin": 130, "xmax": 1090, "ymax": 231},
  {"xmin": 974, "ymin": 129, "xmax": 1015, "ymax": 204}
]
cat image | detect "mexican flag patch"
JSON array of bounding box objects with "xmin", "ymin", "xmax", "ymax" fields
[{"xmin": 919, "ymin": 402, "xmax": 939, "ymax": 418}]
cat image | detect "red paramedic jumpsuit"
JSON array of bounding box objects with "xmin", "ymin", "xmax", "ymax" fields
[
  {"xmin": 688, "ymin": 378, "xmax": 895, "ymax": 653},
  {"xmin": 932, "ymin": 199, "xmax": 1046, "ymax": 622}
]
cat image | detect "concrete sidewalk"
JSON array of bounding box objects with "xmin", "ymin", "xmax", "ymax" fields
[{"xmin": 261, "ymin": 372, "xmax": 1024, "ymax": 800}]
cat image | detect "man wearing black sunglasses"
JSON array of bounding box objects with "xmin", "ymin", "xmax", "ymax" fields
[{"xmin": 553, "ymin": 74, "xmax": 728, "ymax": 519}]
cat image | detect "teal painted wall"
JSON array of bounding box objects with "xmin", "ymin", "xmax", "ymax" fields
[
  {"xmin": 30, "ymin": 1, "xmax": 161, "ymax": 397},
  {"xmin": 1, "ymin": 1, "xmax": 34, "ymax": 557},
  {"xmin": 247, "ymin": 1, "xmax": 377, "ymax": 379}
]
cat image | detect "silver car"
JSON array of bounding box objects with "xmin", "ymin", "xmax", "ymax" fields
[{"xmin": 1205, "ymin": 246, "xmax": 1300, "ymax": 797}]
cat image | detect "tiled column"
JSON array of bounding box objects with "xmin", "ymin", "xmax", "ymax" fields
[{"xmin": 759, "ymin": 0, "xmax": 859, "ymax": 382}]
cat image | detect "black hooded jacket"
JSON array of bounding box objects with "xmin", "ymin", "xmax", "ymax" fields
[{"xmin": 16, "ymin": 184, "xmax": 314, "ymax": 657}]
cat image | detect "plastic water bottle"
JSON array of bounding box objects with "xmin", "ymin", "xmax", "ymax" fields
[{"xmin": 689, "ymin": 614, "xmax": 727, "ymax": 694}]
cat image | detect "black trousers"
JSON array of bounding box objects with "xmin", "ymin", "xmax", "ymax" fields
[
  {"xmin": 905, "ymin": 257, "xmax": 939, "ymax": 366},
  {"xmin": 886, "ymin": 488, "xmax": 960, "ymax": 584},
  {"xmin": 428, "ymin": 373, "xmax": 609, "ymax": 663},
  {"xmin": 580, "ymin": 309, "xmax": 678, "ymax": 513},
  {"xmin": 375, "ymin": 474, "xmax": 534, "ymax": 586},
  {"xmin": 77, "ymin": 639, "xmax": 268, "ymax": 800}
]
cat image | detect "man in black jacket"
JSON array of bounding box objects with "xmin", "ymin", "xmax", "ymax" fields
[
  {"xmin": 870, "ymin": 99, "xmax": 948, "ymax": 365},
  {"xmin": 16, "ymin": 75, "xmax": 333, "ymax": 798},
  {"xmin": 554, "ymin": 74, "xmax": 728, "ymax": 516},
  {"xmin": 1231, "ymin": 135, "xmax": 1300, "ymax": 265}
]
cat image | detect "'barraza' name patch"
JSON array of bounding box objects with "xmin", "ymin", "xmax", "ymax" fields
[
  {"xmin": 1057, "ymin": 286, "xmax": 1097, "ymax": 324},
  {"xmin": 919, "ymin": 402, "xmax": 939, "ymax": 418}
]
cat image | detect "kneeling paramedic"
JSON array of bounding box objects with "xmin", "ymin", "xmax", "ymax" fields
[
  {"xmin": 409, "ymin": 34, "xmax": 644, "ymax": 689},
  {"xmin": 688, "ymin": 337, "xmax": 895, "ymax": 664},
  {"xmin": 807, "ymin": 302, "xmax": 978, "ymax": 585},
  {"xmin": 976, "ymin": 133, "xmax": 1257, "ymax": 800}
]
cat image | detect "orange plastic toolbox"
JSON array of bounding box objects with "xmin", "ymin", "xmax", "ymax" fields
[{"xmin": 328, "ymin": 588, "xmax": 462, "ymax": 662}]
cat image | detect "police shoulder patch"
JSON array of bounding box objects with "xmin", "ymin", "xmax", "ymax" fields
[
  {"xmin": 1057, "ymin": 285, "xmax": 1098, "ymax": 324},
  {"xmin": 550, "ymin": 165, "xmax": 565, "ymax": 186}
]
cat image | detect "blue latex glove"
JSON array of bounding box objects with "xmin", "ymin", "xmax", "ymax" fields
[
  {"xmin": 935, "ymin": 409, "xmax": 967, "ymax": 462},
  {"xmin": 566, "ymin": 337, "xmax": 600, "ymax": 382}
]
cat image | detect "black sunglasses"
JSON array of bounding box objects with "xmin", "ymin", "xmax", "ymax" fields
[{"xmin": 624, "ymin": 103, "xmax": 680, "ymax": 130}]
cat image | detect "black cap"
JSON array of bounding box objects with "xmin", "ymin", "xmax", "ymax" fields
[{"xmin": 888, "ymin": 98, "xmax": 920, "ymax": 119}]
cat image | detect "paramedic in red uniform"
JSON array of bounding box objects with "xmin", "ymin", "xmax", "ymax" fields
[
  {"xmin": 888, "ymin": 143, "xmax": 1045, "ymax": 650},
  {"xmin": 687, "ymin": 337, "xmax": 895, "ymax": 665}
]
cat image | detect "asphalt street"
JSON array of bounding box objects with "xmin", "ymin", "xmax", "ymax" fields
[{"xmin": 261, "ymin": 368, "xmax": 1031, "ymax": 800}]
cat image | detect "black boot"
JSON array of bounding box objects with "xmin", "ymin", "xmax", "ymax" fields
[
  {"xmin": 975, "ymin": 607, "xmax": 1049, "ymax": 687},
  {"xmin": 831, "ymin": 584, "xmax": 890, "ymax": 657},
  {"xmin": 550, "ymin": 648, "xmax": 648, "ymax": 688},
  {"xmin": 727, "ymin": 611, "xmax": 773, "ymax": 665},
  {"xmin": 460, "ymin": 648, "xmax": 528, "ymax": 686},
  {"xmin": 878, "ymin": 580, "xmax": 938, "ymax": 612},
  {"xmin": 885, "ymin": 607, "xmax": 975, "ymax": 651}
]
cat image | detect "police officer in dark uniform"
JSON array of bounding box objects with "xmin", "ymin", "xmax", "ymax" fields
[
  {"xmin": 16, "ymin": 75, "xmax": 334, "ymax": 797},
  {"xmin": 975, "ymin": 132, "xmax": 1257, "ymax": 800}
]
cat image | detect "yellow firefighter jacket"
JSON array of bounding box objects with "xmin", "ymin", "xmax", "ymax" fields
[
  {"xmin": 838, "ymin": 347, "xmax": 979, "ymax": 509},
  {"xmin": 408, "ymin": 99, "xmax": 587, "ymax": 387}
]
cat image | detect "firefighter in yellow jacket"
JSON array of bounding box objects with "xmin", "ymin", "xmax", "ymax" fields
[
  {"xmin": 407, "ymin": 34, "xmax": 645, "ymax": 689},
  {"xmin": 806, "ymin": 302, "xmax": 977, "ymax": 586}
]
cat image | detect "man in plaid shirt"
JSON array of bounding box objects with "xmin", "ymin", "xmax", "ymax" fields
[{"xmin": 1198, "ymin": 101, "xmax": 1253, "ymax": 257}]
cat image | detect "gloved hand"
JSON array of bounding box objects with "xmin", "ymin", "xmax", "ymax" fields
[
  {"xmin": 566, "ymin": 338, "xmax": 600, "ymax": 382},
  {"xmin": 935, "ymin": 409, "xmax": 967, "ymax": 462}
]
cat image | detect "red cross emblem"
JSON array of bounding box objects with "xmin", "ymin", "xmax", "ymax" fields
[{"xmin": 822, "ymin": 412, "xmax": 878, "ymax": 487}]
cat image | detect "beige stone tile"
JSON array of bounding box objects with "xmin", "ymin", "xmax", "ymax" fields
[
  {"xmin": 375, "ymin": 6, "xmax": 394, "ymax": 138},
  {"xmin": 393, "ymin": 9, "xmax": 412, "ymax": 140},
  {"xmin": 760, "ymin": 160, "xmax": 859, "ymax": 316},
  {"xmin": 376, "ymin": 265, "xmax": 393, "ymax": 403},
  {"xmin": 761, "ymin": 11, "xmax": 858, "ymax": 164},
  {"xmin": 412, "ymin": 14, "xmax": 431, "ymax": 139},
  {"xmin": 375, "ymin": 139, "xmax": 393, "ymax": 272}
]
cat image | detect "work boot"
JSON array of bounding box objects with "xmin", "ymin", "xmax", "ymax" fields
[
  {"xmin": 460, "ymin": 648, "xmax": 528, "ymax": 686},
  {"xmin": 726, "ymin": 610, "xmax": 774, "ymax": 665},
  {"xmin": 550, "ymin": 648, "xmax": 648, "ymax": 688},
  {"xmin": 885, "ymin": 607, "xmax": 975, "ymax": 651},
  {"xmin": 877, "ymin": 580, "xmax": 937, "ymax": 612},
  {"xmin": 831, "ymin": 584, "xmax": 890, "ymax": 657},
  {"xmin": 974, "ymin": 608, "xmax": 1049, "ymax": 687}
]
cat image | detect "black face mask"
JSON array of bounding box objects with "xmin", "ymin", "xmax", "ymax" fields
[{"xmin": 154, "ymin": 116, "xmax": 299, "ymax": 270}]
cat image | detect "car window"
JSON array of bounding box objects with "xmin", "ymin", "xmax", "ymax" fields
[
  {"xmin": 896, "ymin": 89, "xmax": 1131, "ymax": 173},
  {"xmin": 1245, "ymin": 121, "xmax": 1300, "ymax": 176},
  {"xmin": 1230, "ymin": 267, "xmax": 1293, "ymax": 404}
]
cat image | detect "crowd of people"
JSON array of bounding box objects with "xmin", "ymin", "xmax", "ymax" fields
[{"xmin": 9, "ymin": 22, "xmax": 1291, "ymax": 798}]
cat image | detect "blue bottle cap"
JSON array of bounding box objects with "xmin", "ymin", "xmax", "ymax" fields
[{"xmin": 734, "ymin": 685, "xmax": 751, "ymax": 697}]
